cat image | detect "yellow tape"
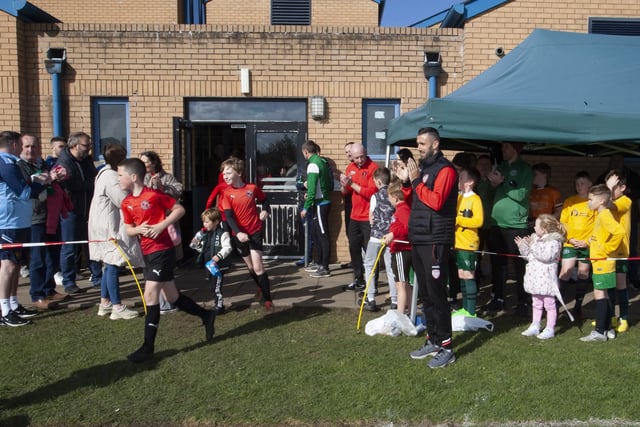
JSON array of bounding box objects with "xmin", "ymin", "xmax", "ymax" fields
[
  {"xmin": 110, "ymin": 239, "xmax": 147, "ymax": 315},
  {"xmin": 356, "ymin": 243, "xmax": 386, "ymax": 331}
]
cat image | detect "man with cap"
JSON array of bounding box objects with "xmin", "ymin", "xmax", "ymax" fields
[{"xmin": 484, "ymin": 142, "xmax": 532, "ymax": 316}]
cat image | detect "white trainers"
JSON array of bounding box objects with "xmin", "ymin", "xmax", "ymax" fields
[
  {"xmin": 579, "ymin": 330, "xmax": 607, "ymax": 342},
  {"xmin": 521, "ymin": 323, "xmax": 540, "ymax": 337},
  {"xmin": 20, "ymin": 265, "xmax": 29, "ymax": 278},
  {"xmin": 97, "ymin": 303, "xmax": 113, "ymax": 316},
  {"xmin": 54, "ymin": 272, "xmax": 63, "ymax": 287},
  {"xmin": 606, "ymin": 328, "xmax": 617, "ymax": 340},
  {"xmin": 110, "ymin": 305, "xmax": 139, "ymax": 320},
  {"xmin": 537, "ymin": 327, "xmax": 555, "ymax": 340}
]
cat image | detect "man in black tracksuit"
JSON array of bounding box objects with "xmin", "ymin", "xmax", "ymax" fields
[{"xmin": 402, "ymin": 127, "xmax": 458, "ymax": 369}]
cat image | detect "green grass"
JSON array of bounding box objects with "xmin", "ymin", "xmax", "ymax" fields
[{"xmin": 2, "ymin": 305, "xmax": 640, "ymax": 426}]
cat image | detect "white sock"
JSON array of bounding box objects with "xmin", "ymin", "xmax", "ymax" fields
[
  {"xmin": 1, "ymin": 299, "xmax": 11, "ymax": 316},
  {"xmin": 10, "ymin": 295, "xmax": 18, "ymax": 311}
]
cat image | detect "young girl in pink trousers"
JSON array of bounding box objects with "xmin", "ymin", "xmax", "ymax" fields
[{"xmin": 515, "ymin": 214, "xmax": 567, "ymax": 340}]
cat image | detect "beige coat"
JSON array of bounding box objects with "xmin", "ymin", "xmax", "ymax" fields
[{"xmin": 88, "ymin": 165, "xmax": 144, "ymax": 267}]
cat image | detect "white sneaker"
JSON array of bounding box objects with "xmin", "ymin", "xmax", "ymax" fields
[
  {"xmin": 110, "ymin": 305, "xmax": 139, "ymax": 320},
  {"xmin": 521, "ymin": 323, "xmax": 540, "ymax": 337},
  {"xmin": 54, "ymin": 272, "xmax": 63, "ymax": 287},
  {"xmin": 606, "ymin": 328, "xmax": 617, "ymax": 340},
  {"xmin": 20, "ymin": 265, "xmax": 29, "ymax": 278},
  {"xmin": 97, "ymin": 303, "xmax": 113, "ymax": 316},
  {"xmin": 537, "ymin": 327, "xmax": 555, "ymax": 340}
]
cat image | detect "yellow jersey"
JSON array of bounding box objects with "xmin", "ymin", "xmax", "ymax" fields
[
  {"xmin": 455, "ymin": 192, "xmax": 483, "ymax": 251},
  {"xmin": 560, "ymin": 194, "xmax": 595, "ymax": 247},
  {"xmin": 612, "ymin": 195, "xmax": 632, "ymax": 257},
  {"xmin": 589, "ymin": 208, "xmax": 625, "ymax": 275}
]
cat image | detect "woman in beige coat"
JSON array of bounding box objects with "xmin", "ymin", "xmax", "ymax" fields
[{"xmin": 89, "ymin": 144, "xmax": 143, "ymax": 320}]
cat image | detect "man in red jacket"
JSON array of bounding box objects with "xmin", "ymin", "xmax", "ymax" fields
[{"xmin": 340, "ymin": 143, "xmax": 378, "ymax": 291}]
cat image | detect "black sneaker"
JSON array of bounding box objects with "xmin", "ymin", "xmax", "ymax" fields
[
  {"xmin": 13, "ymin": 304, "xmax": 39, "ymax": 319},
  {"xmin": 483, "ymin": 298, "xmax": 504, "ymax": 312},
  {"xmin": 127, "ymin": 346, "xmax": 154, "ymax": 363},
  {"xmin": 343, "ymin": 281, "xmax": 365, "ymax": 292},
  {"xmin": 1, "ymin": 311, "xmax": 30, "ymax": 327},
  {"xmin": 363, "ymin": 300, "xmax": 379, "ymax": 312},
  {"xmin": 65, "ymin": 285, "xmax": 86, "ymax": 295},
  {"xmin": 203, "ymin": 310, "xmax": 216, "ymax": 341},
  {"xmin": 214, "ymin": 305, "xmax": 226, "ymax": 315}
]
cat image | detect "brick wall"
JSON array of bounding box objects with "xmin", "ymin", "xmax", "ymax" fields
[
  {"xmin": 207, "ymin": 0, "xmax": 378, "ymax": 26},
  {"xmin": 0, "ymin": 14, "xmax": 22, "ymax": 130},
  {"xmin": 18, "ymin": 23, "xmax": 462, "ymax": 262},
  {"xmin": 29, "ymin": 0, "xmax": 178, "ymax": 24}
]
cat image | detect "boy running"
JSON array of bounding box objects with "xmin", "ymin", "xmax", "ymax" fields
[{"xmin": 119, "ymin": 158, "xmax": 215, "ymax": 363}]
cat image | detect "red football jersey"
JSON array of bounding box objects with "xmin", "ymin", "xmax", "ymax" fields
[
  {"xmin": 121, "ymin": 187, "xmax": 176, "ymax": 255},
  {"xmin": 219, "ymin": 183, "xmax": 266, "ymax": 236}
]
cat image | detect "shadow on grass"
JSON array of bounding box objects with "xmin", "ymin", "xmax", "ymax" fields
[
  {"xmin": 0, "ymin": 414, "xmax": 30, "ymax": 427},
  {"xmin": 0, "ymin": 348, "xmax": 180, "ymax": 412},
  {"xmin": 212, "ymin": 306, "xmax": 331, "ymax": 344}
]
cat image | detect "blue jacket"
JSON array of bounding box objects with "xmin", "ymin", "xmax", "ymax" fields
[{"xmin": 0, "ymin": 152, "xmax": 37, "ymax": 229}]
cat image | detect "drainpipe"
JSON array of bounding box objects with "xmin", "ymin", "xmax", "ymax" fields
[
  {"xmin": 423, "ymin": 51, "xmax": 443, "ymax": 99},
  {"xmin": 44, "ymin": 48, "xmax": 66, "ymax": 137}
]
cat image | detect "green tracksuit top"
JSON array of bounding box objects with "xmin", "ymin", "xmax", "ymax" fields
[{"xmin": 303, "ymin": 154, "xmax": 332, "ymax": 211}]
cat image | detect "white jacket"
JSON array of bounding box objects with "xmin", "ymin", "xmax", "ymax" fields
[
  {"xmin": 88, "ymin": 165, "xmax": 144, "ymax": 267},
  {"xmin": 517, "ymin": 232, "xmax": 564, "ymax": 297}
]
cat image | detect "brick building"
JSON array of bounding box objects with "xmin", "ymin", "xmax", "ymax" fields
[{"xmin": 1, "ymin": 0, "xmax": 638, "ymax": 262}]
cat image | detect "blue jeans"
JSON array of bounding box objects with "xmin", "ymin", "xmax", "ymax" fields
[
  {"xmin": 59, "ymin": 211, "xmax": 102, "ymax": 289},
  {"xmin": 59, "ymin": 211, "xmax": 78, "ymax": 289},
  {"xmin": 29, "ymin": 223, "xmax": 57, "ymax": 301},
  {"xmin": 101, "ymin": 263, "xmax": 121, "ymax": 305}
]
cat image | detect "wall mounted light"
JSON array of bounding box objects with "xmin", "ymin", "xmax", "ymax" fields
[
  {"xmin": 310, "ymin": 96, "xmax": 326, "ymax": 120},
  {"xmin": 240, "ymin": 68, "xmax": 250, "ymax": 94}
]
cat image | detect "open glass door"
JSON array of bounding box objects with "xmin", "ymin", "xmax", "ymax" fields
[{"xmin": 247, "ymin": 122, "xmax": 306, "ymax": 258}]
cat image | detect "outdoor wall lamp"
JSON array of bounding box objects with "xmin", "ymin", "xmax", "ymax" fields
[
  {"xmin": 310, "ymin": 96, "xmax": 326, "ymax": 120},
  {"xmin": 423, "ymin": 51, "xmax": 442, "ymax": 78}
]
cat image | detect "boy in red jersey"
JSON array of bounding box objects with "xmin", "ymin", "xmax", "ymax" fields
[
  {"xmin": 382, "ymin": 182, "xmax": 412, "ymax": 315},
  {"xmin": 219, "ymin": 157, "xmax": 274, "ymax": 311},
  {"xmin": 118, "ymin": 158, "xmax": 215, "ymax": 363}
]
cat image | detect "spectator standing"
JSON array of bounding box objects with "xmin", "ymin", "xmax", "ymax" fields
[
  {"xmin": 17, "ymin": 133, "xmax": 68, "ymax": 310},
  {"xmin": 44, "ymin": 136, "xmax": 66, "ymax": 169},
  {"xmin": 56, "ymin": 132, "xmax": 99, "ymax": 294},
  {"xmin": 580, "ymin": 184, "xmax": 624, "ymax": 342},
  {"xmin": 89, "ymin": 144, "xmax": 143, "ymax": 320},
  {"xmin": 452, "ymin": 168, "xmax": 484, "ymax": 318},
  {"xmin": 0, "ymin": 131, "xmax": 49, "ymax": 326},
  {"xmin": 381, "ymin": 182, "xmax": 412, "ymax": 315},
  {"xmin": 558, "ymin": 171, "xmax": 595, "ymax": 320},
  {"xmin": 529, "ymin": 162, "xmax": 562, "ymax": 221},
  {"xmin": 404, "ymin": 127, "xmax": 458, "ymax": 369},
  {"xmin": 484, "ymin": 142, "xmax": 532, "ymax": 315},
  {"xmin": 340, "ymin": 143, "xmax": 378, "ymax": 291},
  {"xmin": 341, "ymin": 142, "xmax": 355, "ymax": 269},
  {"xmin": 517, "ymin": 214, "xmax": 566, "ymax": 340},
  {"xmin": 119, "ymin": 158, "xmax": 215, "ymax": 363},
  {"xmin": 300, "ymin": 140, "xmax": 333, "ymax": 278},
  {"xmin": 361, "ymin": 167, "xmax": 396, "ymax": 311}
]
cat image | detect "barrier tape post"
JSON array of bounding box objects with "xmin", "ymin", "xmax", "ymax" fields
[{"xmin": 356, "ymin": 243, "xmax": 386, "ymax": 331}]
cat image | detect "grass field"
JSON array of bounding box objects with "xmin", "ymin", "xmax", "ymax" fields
[{"xmin": 1, "ymin": 304, "xmax": 640, "ymax": 427}]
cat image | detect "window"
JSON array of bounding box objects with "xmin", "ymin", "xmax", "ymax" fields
[
  {"xmin": 271, "ymin": 0, "xmax": 311, "ymax": 25},
  {"xmin": 362, "ymin": 99, "xmax": 400, "ymax": 160},
  {"xmin": 92, "ymin": 98, "xmax": 129, "ymax": 159},
  {"xmin": 589, "ymin": 17, "xmax": 640, "ymax": 36}
]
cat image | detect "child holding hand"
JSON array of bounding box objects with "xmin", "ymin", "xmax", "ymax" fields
[{"xmin": 516, "ymin": 214, "xmax": 566, "ymax": 340}]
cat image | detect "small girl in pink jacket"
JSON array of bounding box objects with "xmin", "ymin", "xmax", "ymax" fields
[{"xmin": 515, "ymin": 214, "xmax": 567, "ymax": 340}]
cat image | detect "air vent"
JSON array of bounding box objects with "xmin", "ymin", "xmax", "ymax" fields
[
  {"xmin": 589, "ymin": 17, "xmax": 640, "ymax": 36},
  {"xmin": 271, "ymin": 0, "xmax": 311, "ymax": 25}
]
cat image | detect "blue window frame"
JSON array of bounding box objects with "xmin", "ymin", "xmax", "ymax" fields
[
  {"xmin": 362, "ymin": 99, "xmax": 400, "ymax": 161},
  {"xmin": 92, "ymin": 98, "xmax": 129, "ymax": 160}
]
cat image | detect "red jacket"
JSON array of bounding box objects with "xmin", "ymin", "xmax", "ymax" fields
[
  {"xmin": 388, "ymin": 201, "xmax": 411, "ymax": 253},
  {"xmin": 343, "ymin": 157, "xmax": 378, "ymax": 222}
]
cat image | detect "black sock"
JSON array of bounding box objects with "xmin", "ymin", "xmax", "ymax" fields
[
  {"xmin": 175, "ymin": 293, "xmax": 207, "ymax": 319},
  {"xmin": 595, "ymin": 299, "xmax": 608, "ymax": 333},
  {"xmin": 258, "ymin": 273, "xmax": 272, "ymax": 302},
  {"xmin": 143, "ymin": 304, "xmax": 161, "ymax": 352},
  {"xmin": 249, "ymin": 271, "xmax": 260, "ymax": 287}
]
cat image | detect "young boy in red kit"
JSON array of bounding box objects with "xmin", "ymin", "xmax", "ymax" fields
[
  {"xmin": 382, "ymin": 182, "xmax": 412, "ymax": 315},
  {"xmin": 119, "ymin": 158, "xmax": 215, "ymax": 363},
  {"xmin": 218, "ymin": 157, "xmax": 274, "ymax": 311}
]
